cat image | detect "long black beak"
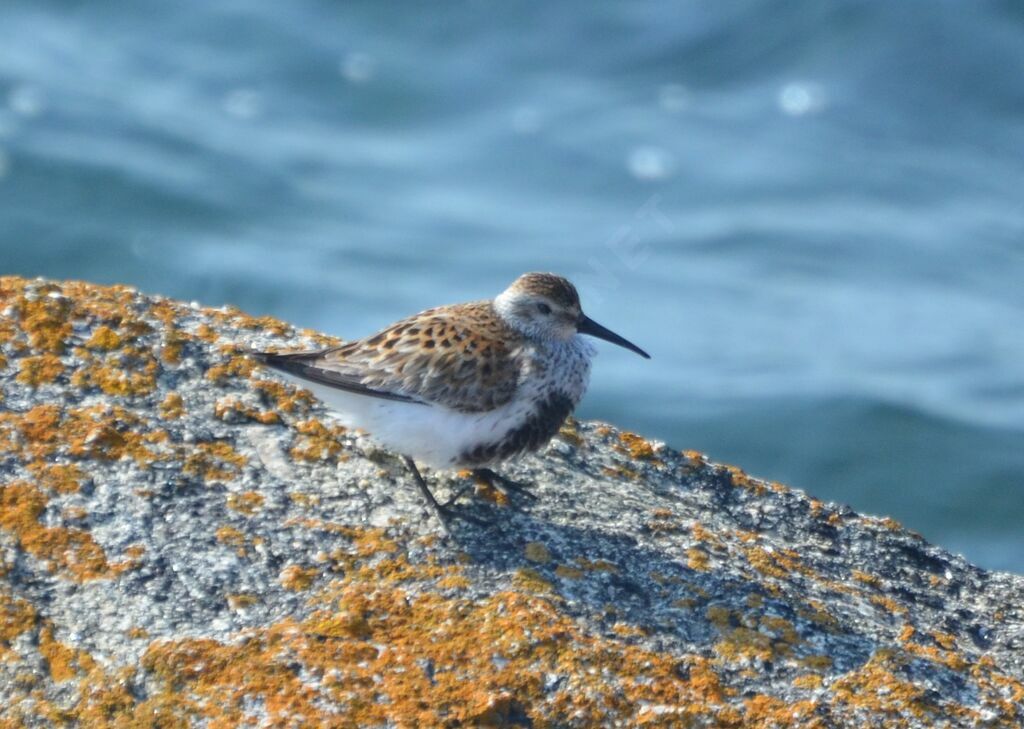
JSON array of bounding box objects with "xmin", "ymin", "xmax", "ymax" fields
[{"xmin": 577, "ymin": 314, "xmax": 650, "ymax": 359}]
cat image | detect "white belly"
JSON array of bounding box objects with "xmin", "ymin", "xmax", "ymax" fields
[{"xmin": 283, "ymin": 375, "xmax": 531, "ymax": 469}]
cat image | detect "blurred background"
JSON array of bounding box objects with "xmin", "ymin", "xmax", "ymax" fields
[{"xmin": 1, "ymin": 1, "xmax": 1022, "ymax": 571}]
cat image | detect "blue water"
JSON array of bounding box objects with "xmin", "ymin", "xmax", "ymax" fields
[{"xmin": 1, "ymin": 1, "xmax": 1022, "ymax": 571}]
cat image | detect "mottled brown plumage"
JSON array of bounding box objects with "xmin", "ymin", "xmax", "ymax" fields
[{"xmin": 316, "ymin": 301, "xmax": 521, "ymax": 412}]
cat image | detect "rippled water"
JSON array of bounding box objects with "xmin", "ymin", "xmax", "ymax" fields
[{"xmin": 1, "ymin": 1, "xmax": 1022, "ymax": 571}]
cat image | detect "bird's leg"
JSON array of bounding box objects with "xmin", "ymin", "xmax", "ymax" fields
[
  {"xmin": 403, "ymin": 457, "xmax": 488, "ymax": 527},
  {"xmin": 471, "ymin": 468, "xmax": 538, "ymax": 501}
]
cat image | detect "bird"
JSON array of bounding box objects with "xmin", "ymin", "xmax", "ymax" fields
[{"xmin": 250, "ymin": 272, "xmax": 650, "ymax": 526}]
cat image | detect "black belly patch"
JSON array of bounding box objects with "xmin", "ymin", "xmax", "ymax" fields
[{"xmin": 457, "ymin": 392, "xmax": 574, "ymax": 466}]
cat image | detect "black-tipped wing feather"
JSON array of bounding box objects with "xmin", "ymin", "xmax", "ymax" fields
[{"xmin": 250, "ymin": 350, "xmax": 425, "ymax": 404}]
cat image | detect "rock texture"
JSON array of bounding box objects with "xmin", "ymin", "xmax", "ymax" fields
[{"xmin": 1, "ymin": 275, "xmax": 1023, "ymax": 728}]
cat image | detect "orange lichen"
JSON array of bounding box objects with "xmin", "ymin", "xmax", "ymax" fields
[
  {"xmin": 288, "ymin": 491, "xmax": 321, "ymax": 509},
  {"xmin": 160, "ymin": 329, "xmax": 188, "ymax": 364},
  {"xmin": 158, "ymin": 393, "xmax": 185, "ymax": 419},
  {"xmin": 297, "ymin": 327, "xmax": 341, "ymax": 348},
  {"xmin": 63, "ymin": 405, "xmax": 161, "ymax": 466},
  {"xmin": 612, "ymin": 621, "xmax": 648, "ymax": 639},
  {"xmin": 906, "ymin": 640, "xmax": 969, "ymax": 673},
  {"xmin": 253, "ymin": 378, "xmax": 315, "ymax": 414},
  {"xmin": 183, "ymin": 442, "xmax": 246, "ymax": 483},
  {"xmin": 0, "ymin": 481, "xmax": 113, "ymax": 582},
  {"xmin": 27, "ymin": 461, "xmax": 84, "ymax": 494},
  {"xmin": 15, "ymin": 288, "xmax": 73, "ymax": 353},
  {"xmin": 618, "ymin": 431, "xmax": 656, "ymax": 460},
  {"xmin": 15, "ymin": 354, "xmax": 64, "ymax": 386},
  {"xmin": 716, "ymin": 614, "xmax": 802, "ymax": 667},
  {"xmin": 513, "ymin": 568, "xmax": 553, "ymax": 593},
  {"xmin": 289, "ymin": 418, "xmax": 345, "ymax": 462},
  {"xmin": 18, "ymin": 404, "xmax": 62, "ymax": 453},
  {"xmin": 135, "ymin": 570, "xmax": 738, "ymax": 728},
  {"xmin": 280, "ymin": 565, "xmax": 319, "ymax": 592},
  {"xmin": 226, "ymin": 491, "xmax": 264, "ymax": 515},
  {"xmin": 724, "ymin": 465, "xmax": 768, "ymax": 495},
  {"xmin": 713, "ymin": 628, "xmax": 772, "ymax": 664},
  {"xmin": 793, "ymin": 673, "xmax": 824, "ymax": 690},
  {"xmin": 932, "ymin": 631, "xmax": 956, "ymax": 651},
  {"xmin": 206, "ymin": 353, "xmax": 256, "ymax": 385},
  {"xmin": 742, "ymin": 694, "xmax": 824, "ymax": 728},
  {"xmin": 687, "ymin": 547, "xmax": 710, "ymax": 572},
  {"xmin": 706, "ymin": 606, "xmax": 806, "ymax": 666},
  {"xmin": 745, "ymin": 546, "xmax": 816, "ymax": 581},
  {"xmin": 239, "ymin": 315, "xmax": 291, "ymax": 337},
  {"xmin": 852, "ymin": 570, "xmax": 881, "ymax": 587},
  {"xmin": 215, "ymin": 525, "xmax": 247, "ymax": 553},
  {"xmin": 0, "ymin": 593, "xmax": 36, "ymax": 659},
  {"xmin": 869, "ymin": 594, "xmax": 909, "ymax": 616},
  {"xmin": 70, "ymin": 349, "xmax": 158, "ymax": 397},
  {"xmin": 690, "ymin": 521, "xmax": 721, "ymax": 548},
  {"xmin": 213, "ymin": 396, "xmax": 279, "ymax": 425},
  {"xmin": 194, "ymin": 323, "xmax": 220, "ymax": 343},
  {"xmin": 39, "ymin": 623, "xmax": 95, "ymax": 682},
  {"xmin": 85, "ymin": 325, "xmax": 121, "ymax": 350},
  {"xmin": 830, "ymin": 649, "xmax": 940, "ymax": 720}
]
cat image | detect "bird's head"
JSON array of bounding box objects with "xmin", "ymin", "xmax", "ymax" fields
[{"xmin": 494, "ymin": 272, "xmax": 650, "ymax": 358}]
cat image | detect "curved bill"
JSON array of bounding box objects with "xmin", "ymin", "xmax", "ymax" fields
[{"xmin": 577, "ymin": 314, "xmax": 650, "ymax": 359}]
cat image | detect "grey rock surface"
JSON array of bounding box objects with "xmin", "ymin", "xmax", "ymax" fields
[{"xmin": 1, "ymin": 276, "xmax": 1023, "ymax": 727}]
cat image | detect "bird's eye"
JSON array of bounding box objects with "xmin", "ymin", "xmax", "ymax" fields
[{"xmin": 536, "ymin": 302, "xmax": 552, "ymax": 315}]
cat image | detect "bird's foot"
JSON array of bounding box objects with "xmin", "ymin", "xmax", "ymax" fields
[{"xmin": 403, "ymin": 457, "xmax": 491, "ymax": 529}]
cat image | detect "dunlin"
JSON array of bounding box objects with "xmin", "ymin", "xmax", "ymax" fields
[{"xmin": 252, "ymin": 272, "xmax": 649, "ymax": 525}]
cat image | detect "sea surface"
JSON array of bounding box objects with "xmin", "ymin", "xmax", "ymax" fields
[{"xmin": 1, "ymin": 1, "xmax": 1022, "ymax": 571}]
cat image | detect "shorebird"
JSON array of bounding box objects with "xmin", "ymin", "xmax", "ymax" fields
[{"xmin": 251, "ymin": 272, "xmax": 649, "ymax": 526}]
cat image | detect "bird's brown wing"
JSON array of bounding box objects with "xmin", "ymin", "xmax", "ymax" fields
[{"xmin": 253, "ymin": 301, "xmax": 522, "ymax": 413}]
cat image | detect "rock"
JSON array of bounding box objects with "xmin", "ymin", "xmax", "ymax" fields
[{"xmin": 0, "ymin": 275, "xmax": 1022, "ymax": 727}]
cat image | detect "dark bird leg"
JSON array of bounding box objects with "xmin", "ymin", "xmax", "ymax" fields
[
  {"xmin": 471, "ymin": 468, "xmax": 538, "ymax": 501},
  {"xmin": 403, "ymin": 457, "xmax": 488, "ymax": 527}
]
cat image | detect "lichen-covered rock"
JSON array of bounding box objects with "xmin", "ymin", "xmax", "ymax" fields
[{"xmin": 1, "ymin": 275, "xmax": 1023, "ymax": 728}]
